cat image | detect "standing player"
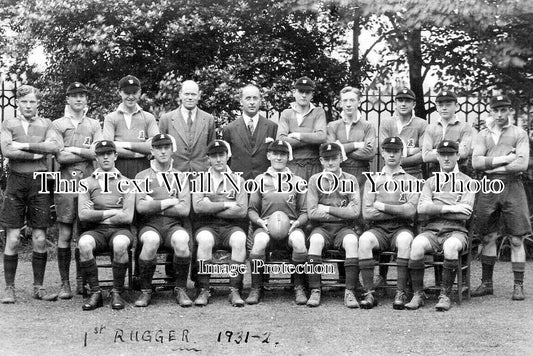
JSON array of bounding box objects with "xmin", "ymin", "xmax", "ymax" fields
[
  {"xmin": 52, "ymin": 82, "xmax": 103, "ymax": 299},
  {"xmin": 359, "ymin": 137, "xmax": 419, "ymax": 310},
  {"xmin": 103, "ymin": 75, "xmax": 159, "ymax": 179},
  {"xmin": 422, "ymin": 91, "xmax": 473, "ymax": 176},
  {"xmin": 192, "ymin": 140, "xmax": 248, "ymax": 307},
  {"xmin": 222, "ymin": 84, "xmax": 278, "ymax": 180},
  {"xmin": 134, "ymin": 134, "xmax": 192, "ymax": 307},
  {"xmin": 159, "ymin": 80, "xmax": 216, "ymax": 173},
  {"xmin": 404, "ymin": 140, "xmax": 475, "ymax": 311},
  {"xmin": 327, "ymin": 86, "xmax": 376, "ymax": 190},
  {"xmin": 306, "ymin": 142, "xmax": 360, "ymax": 308},
  {"xmin": 1, "ymin": 85, "xmax": 60, "ymax": 303},
  {"xmin": 247, "ymin": 140, "xmax": 309, "ymax": 305},
  {"xmin": 379, "ymin": 88, "xmax": 427, "ymax": 178},
  {"xmin": 471, "ymin": 95, "xmax": 530, "ymax": 300},
  {"xmin": 77, "ymin": 140, "xmax": 135, "ymax": 310},
  {"xmin": 277, "ymin": 76, "xmax": 327, "ymax": 181}
]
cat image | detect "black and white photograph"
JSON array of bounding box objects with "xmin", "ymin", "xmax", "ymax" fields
[{"xmin": 1, "ymin": 0, "xmax": 533, "ymax": 354}]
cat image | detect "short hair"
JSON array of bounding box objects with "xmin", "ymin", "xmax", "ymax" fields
[
  {"xmin": 240, "ymin": 84, "xmax": 261, "ymax": 98},
  {"xmin": 339, "ymin": 86, "xmax": 361, "ymax": 99},
  {"xmin": 179, "ymin": 80, "xmax": 199, "ymax": 94},
  {"xmin": 17, "ymin": 85, "xmax": 42, "ymax": 100}
]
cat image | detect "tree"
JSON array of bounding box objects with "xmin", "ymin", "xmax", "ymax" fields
[
  {"xmin": 356, "ymin": 0, "xmax": 533, "ymax": 118},
  {"xmin": 2, "ymin": 0, "xmax": 352, "ymax": 125}
]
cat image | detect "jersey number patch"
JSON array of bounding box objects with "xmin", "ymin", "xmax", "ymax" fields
[
  {"xmin": 287, "ymin": 194, "xmax": 295, "ymax": 204},
  {"xmin": 399, "ymin": 193, "xmax": 407, "ymax": 203},
  {"xmin": 226, "ymin": 190, "xmax": 236, "ymax": 200}
]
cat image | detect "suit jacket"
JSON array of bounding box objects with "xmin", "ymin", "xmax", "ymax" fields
[
  {"xmin": 159, "ymin": 107, "xmax": 216, "ymax": 172},
  {"xmin": 222, "ymin": 115, "xmax": 278, "ymax": 180}
]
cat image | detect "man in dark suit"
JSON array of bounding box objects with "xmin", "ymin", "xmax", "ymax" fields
[
  {"xmin": 159, "ymin": 80, "xmax": 216, "ymax": 173},
  {"xmin": 222, "ymin": 85, "xmax": 278, "ymax": 180}
]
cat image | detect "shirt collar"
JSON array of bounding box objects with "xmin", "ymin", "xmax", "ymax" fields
[
  {"xmin": 321, "ymin": 168, "xmax": 344, "ymax": 179},
  {"xmin": 150, "ymin": 159, "xmax": 174, "ymax": 173},
  {"xmin": 19, "ymin": 114, "xmax": 38, "ymax": 123},
  {"xmin": 341, "ymin": 110, "xmax": 361, "ymax": 125},
  {"xmin": 487, "ymin": 120, "xmax": 511, "ymax": 132},
  {"xmin": 208, "ymin": 166, "xmax": 232, "ymax": 175},
  {"xmin": 438, "ymin": 116, "xmax": 460, "ymax": 126},
  {"xmin": 92, "ymin": 167, "xmax": 122, "ymax": 179},
  {"xmin": 243, "ymin": 113, "xmax": 259, "ymax": 125},
  {"xmin": 393, "ymin": 113, "xmax": 414, "ymax": 127},
  {"xmin": 118, "ymin": 103, "xmax": 142, "ymax": 115},
  {"xmin": 381, "ymin": 166, "xmax": 406, "ymax": 176},
  {"xmin": 290, "ymin": 102, "xmax": 315, "ymax": 117},
  {"xmin": 265, "ymin": 166, "xmax": 292, "ymax": 177},
  {"xmin": 64, "ymin": 105, "xmax": 88, "ymax": 121},
  {"xmin": 440, "ymin": 165, "xmax": 460, "ymax": 174},
  {"xmin": 180, "ymin": 106, "xmax": 198, "ymax": 119}
]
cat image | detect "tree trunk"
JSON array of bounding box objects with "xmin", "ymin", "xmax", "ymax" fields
[
  {"xmin": 350, "ymin": 7, "xmax": 361, "ymax": 87},
  {"xmin": 405, "ymin": 29, "xmax": 427, "ymax": 119}
]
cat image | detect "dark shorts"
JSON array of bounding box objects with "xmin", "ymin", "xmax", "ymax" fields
[
  {"xmin": 475, "ymin": 177, "xmax": 532, "ymax": 237},
  {"xmin": 365, "ymin": 221, "xmax": 414, "ymax": 251},
  {"xmin": 195, "ymin": 225, "xmax": 245, "ymax": 250},
  {"xmin": 115, "ymin": 157, "xmax": 150, "ymax": 179},
  {"xmin": 54, "ymin": 193, "xmax": 77, "ymax": 224},
  {"xmin": 1, "ymin": 171, "xmax": 51, "ymax": 229},
  {"xmin": 338, "ymin": 162, "xmax": 367, "ymax": 232},
  {"xmin": 287, "ymin": 158, "xmax": 322, "ymax": 181},
  {"xmin": 249, "ymin": 227, "xmax": 305, "ymax": 251},
  {"xmin": 79, "ymin": 225, "xmax": 134, "ymax": 254},
  {"xmin": 308, "ymin": 223, "xmax": 357, "ymax": 251},
  {"xmin": 138, "ymin": 220, "xmax": 189, "ymax": 250},
  {"xmin": 417, "ymin": 220, "xmax": 468, "ymax": 253},
  {"xmin": 54, "ymin": 167, "xmax": 90, "ymax": 224}
]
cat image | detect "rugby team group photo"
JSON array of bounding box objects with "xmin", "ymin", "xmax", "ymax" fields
[{"xmin": 1, "ymin": 73, "xmax": 530, "ymax": 315}]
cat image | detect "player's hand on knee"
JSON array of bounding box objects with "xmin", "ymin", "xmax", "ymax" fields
[
  {"xmin": 288, "ymin": 220, "xmax": 300, "ymax": 234},
  {"xmin": 258, "ymin": 218, "xmax": 269, "ymax": 232}
]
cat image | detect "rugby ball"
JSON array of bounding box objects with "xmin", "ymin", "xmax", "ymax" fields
[{"xmin": 267, "ymin": 211, "xmax": 291, "ymax": 240}]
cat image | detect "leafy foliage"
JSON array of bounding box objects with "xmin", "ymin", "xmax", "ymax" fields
[
  {"xmin": 1, "ymin": 0, "xmax": 351, "ymax": 123},
  {"xmin": 357, "ymin": 0, "xmax": 533, "ymax": 117}
]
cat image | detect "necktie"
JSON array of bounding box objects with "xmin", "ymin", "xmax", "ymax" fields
[
  {"xmin": 187, "ymin": 110, "xmax": 193, "ymax": 128},
  {"xmin": 247, "ymin": 119, "xmax": 254, "ymax": 135}
]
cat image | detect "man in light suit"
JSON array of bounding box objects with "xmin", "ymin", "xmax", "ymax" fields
[
  {"xmin": 159, "ymin": 80, "xmax": 216, "ymax": 173},
  {"xmin": 222, "ymin": 85, "xmax": 278, "ymax": 181}
]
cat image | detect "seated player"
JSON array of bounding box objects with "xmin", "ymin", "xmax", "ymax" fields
[
  {"xmin": 472, "ymin": 95, "xmax": 531, "ymax": 300},
  {"xmin": 134, "ymin": 134, "xmax": 192, "ymax": 307},
  {"xmin": 192, "ymin": 140, "xmax": 248, "ymax": 307},
  {"xmin": 77, "ymin": 140, "xmax": 135, "ymax": 311},
  {"xmin": 405, "ymin": 140, "xmax": 475, "ymax": 311},
  {"xmin": 359, "ymin": 137, "xmax": 419, "ymax": 310},
  {"xmin": 306, "ymin": 142, "xmax": 360, "ymax": 308},
  {"xmin": 247, "ymin": 140, "xmax": 308, "ymax": 305}
]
